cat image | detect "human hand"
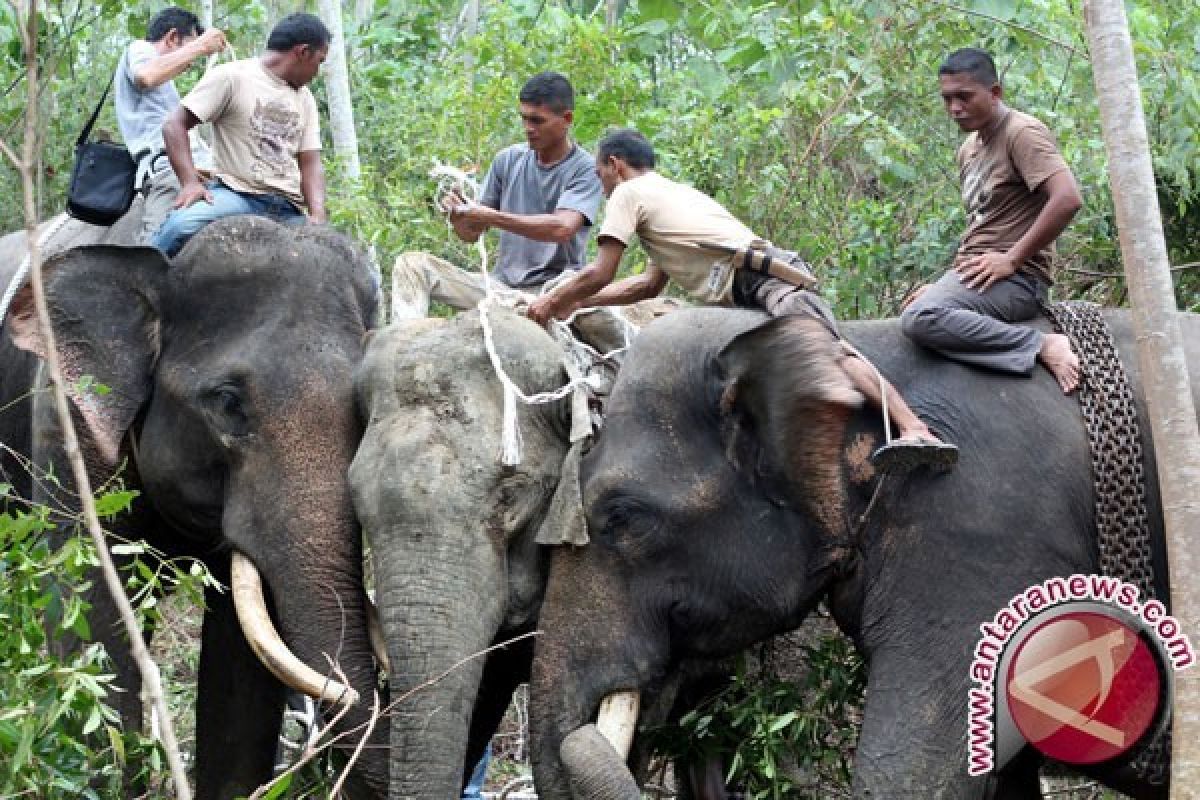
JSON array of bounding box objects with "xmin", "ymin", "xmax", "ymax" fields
[
  {"xmin": 174, "ymin": 180, "xmax": 213, "ymax": 209},
  {"xmin": 954, "ymin": 251, "xmax": 1017, "ymax": 293},
  {"xmin": 437, "ymin": 188, "xmax": 473, "ymax": 215},
  {"xmin": 527, "ymin": 294, "xmax": 563, "ymax": 327},
  {"xmin": 194, "ymin": 28, "xmax": 227, "ymax": 57}
]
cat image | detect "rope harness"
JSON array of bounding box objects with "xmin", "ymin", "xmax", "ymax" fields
[
  {"xmin": 431, "ymin": 164, "xmax": 637, "ymax": 465},
  {"xmin": 1043, "ymin": 300, "xmax": 1167, "ymax": 786},
  {"xmin": 0, "ymin": 213, "xmax": 72, "ymax": 327}
]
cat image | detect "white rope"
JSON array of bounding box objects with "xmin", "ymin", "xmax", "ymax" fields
[
  {"xmin": 0, "ymin": 213, "xmax": 71, "ymax": 327},
  {"xmin": 431, "ymin": 163, "xmax": 637, "ymax": 465}
]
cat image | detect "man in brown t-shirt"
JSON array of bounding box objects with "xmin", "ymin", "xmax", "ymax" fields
[{"xmin": 901, "ymin": 48, "xmax": 1083, "ymax": 393}]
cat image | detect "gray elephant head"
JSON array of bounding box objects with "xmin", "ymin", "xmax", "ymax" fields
[
  {"xmin": 529, "ymin": 305, "xmax": 1191, "ymax": 798},
  {"xmin": 350, "ymin": 309, "xmax": 574, "ymax": 799},
  {"xmin": 2, "ymin": 217, "xmax": 388, "ymax": 797}
]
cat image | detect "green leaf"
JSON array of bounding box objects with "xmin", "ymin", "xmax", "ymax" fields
[
  {"xmin": 768, "ymin": 710, "xmax": 798, "ymax": 733},
  {"xmin": 94, "ymin": 490, "xmax": 138, "ymax": 519}
]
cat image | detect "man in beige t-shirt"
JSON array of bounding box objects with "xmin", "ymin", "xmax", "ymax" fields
[
  {"xmin": 901, "ymin": 48, "xmax": 1083, "ymax": 393},
  {"xmin": 528, "ymin": 128, "xmax": 957, "ymax": 471},
  {"xmin": 152, "ymin": 12, "xmax": 328, "ymax": 257}
]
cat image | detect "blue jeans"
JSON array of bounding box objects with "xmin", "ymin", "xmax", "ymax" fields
[
  {"xmin": 462, "ymin": 743, "xmax": 491, "ymax": 798},
  {"xmin": 151, "ymin": 181, "xmax": 305, "ymax": 257}
]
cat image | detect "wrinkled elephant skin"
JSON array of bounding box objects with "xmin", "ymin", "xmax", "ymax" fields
[{"xmin": 530, "ymin": 307, "xmax": 1200, "ymax": 799}]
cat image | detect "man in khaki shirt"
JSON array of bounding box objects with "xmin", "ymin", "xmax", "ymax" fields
[
  {"xmin": 528, "ymin": 128, "xmax": 957, "ymax": 471},
  {"xmin": 152, "ymin": 12, "xmax": 329, "ymax": 257},
  {"xmin": 902, "ymin": 48, "xmax": 1083, "ymax": 393}
]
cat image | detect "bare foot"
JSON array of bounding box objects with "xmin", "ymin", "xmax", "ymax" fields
[{"xmin": 1039, "ymin": 333, "xmax": 1081, "ymax": 393}]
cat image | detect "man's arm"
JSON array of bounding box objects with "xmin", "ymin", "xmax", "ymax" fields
[
  {"xmin": 957, "ymin": 168, "xmax": 1083, "ymax": 292},
  {"xmin": 450, "ymin": 195, "xmax": 585, "ymax": 244},
  {"xmin": 297, "ymin": 150, "xmax": 327, "ymax": 223},
  {"xmin": 133, "ymin": 29, "xmax": 226, "ymax": 90},
  {"xmin": 580, "ymin": 260, "xmax": 669, "ymax": 308},
  {"xmin": 528, "ymin": 239, "xmax": 667, "ymax": 325},
  {"xmin": 162, "ymin": 106, "xmax": 211, "ymax": 208}
]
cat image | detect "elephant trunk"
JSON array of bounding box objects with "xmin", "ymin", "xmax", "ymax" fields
[
  {"xmin": 226, "ymin": 439, "xmax": 389, "ymax": 797},
  {"xmin": 264, "ymin": 539, "xmax": 388, "ymax": 797},
  {"xmin": 374, "ymin": 517, "xmax": 507, "ymax": 799},
  {"xmin": 530, "ymin": 547, "xmax": 654, "ymax": 800},
  {"xmin": 560, "ymin": 725, "xmax": 641, "ymax": 800}
]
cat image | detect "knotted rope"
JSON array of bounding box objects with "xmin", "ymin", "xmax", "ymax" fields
[
  {"xmin": 431, "ymin": 163, "xmax": 636, "ymax": 465},
  {"xmin": 0, "ymin": 213, "xmax": 72, "ymax": 327}
]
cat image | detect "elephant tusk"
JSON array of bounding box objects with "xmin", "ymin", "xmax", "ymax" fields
[
  {"xmin": 365, "ymin": 596, "xmax": 390, "ymax": 674},
  {"xmin": 595, "ymin": 690, "xmax": 640, "ymax": 760},
  {"xmin": 230, "ymin": 551, "xmax": 360, "ymax": 709}
]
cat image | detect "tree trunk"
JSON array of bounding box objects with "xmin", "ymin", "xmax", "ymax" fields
[
  {"xmin": 316, "ymin": 0, "xmax": 361, "ymax": 180},
  {"xmin": 350, "ymin": 0, "xmax": 372, "ymax": 61},
  {"xmin": 605, "ymin": 0, "xmax": 620, "ymax": 28},
  {"xmin": 463, "ymin": 0, "xmax": 480, "ymax": 76},
  {"xmin": 1082, "ymin": 0, "xmax": 1200, "ymax": 791}
]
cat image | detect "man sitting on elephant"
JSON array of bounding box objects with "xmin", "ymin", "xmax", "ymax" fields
[
  {"xmin": 527, "ymin": 127, "xmax": 956, "ymax": 470},
  {"xmin": 115, "ymin": 6, "xmax": 226, "ymax": 245},
  {"xmin": 901, "ymin": 47, "xmax": 1083, "ymax": 394},
  {"xmin": 151, "ymin": 12, "xmax": 330, "ymax": 257},
  {"xmin": 391, "ymin": 71, "xmax": 603, "ymax": 320}
]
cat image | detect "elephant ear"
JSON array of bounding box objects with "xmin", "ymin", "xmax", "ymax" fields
[
  {"xmin": 715, "ymin": 315, "xmax": 862, "ymax": 538},
  {"xmin": 8, "ymin": 245, "xmax": 167, "ymax": 466}
]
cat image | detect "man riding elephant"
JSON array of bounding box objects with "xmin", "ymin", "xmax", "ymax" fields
[
  {"xmin": 115, "ymin": 6, "xmax": 227, "ymax": 244},
  {"xmin": 390, "ymin": 71, "xmax": 603, "ymax": 321},
  {"xmin": 901, "ymin": 48, "xmax": 1083, "ymax": 394},
  {"xmin": 528, "ymin": 127, "xmax": 956, "ymax": 471},
  {"xmin": 152, "ymin": 13, "xmax": 331, "ymax": 256}
]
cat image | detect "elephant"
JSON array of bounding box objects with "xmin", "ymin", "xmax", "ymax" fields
[
  {"xmin": 528, "ymin": 306, "xmax": 1200, "ymax": 799},
  {"xmin": 0, "ymin": 215, "xmax": 388, "ymax": 799},
  {"xmin": 350, "ymin": 306, "xmax": 743, "ymax": 799}
]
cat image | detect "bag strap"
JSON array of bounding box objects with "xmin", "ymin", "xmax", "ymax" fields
[{"xmin": 76, "ymin": 64, "xmax": 119, "ymax": 149}]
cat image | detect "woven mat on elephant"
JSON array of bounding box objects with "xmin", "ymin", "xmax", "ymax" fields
[{"xmin": 1043, "ymin": 300, "xmax": 1168, "ymax": 786}]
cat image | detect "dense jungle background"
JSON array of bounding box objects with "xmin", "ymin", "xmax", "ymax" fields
[{"xmin": 1, "ymin": 0, "xmax": 1198, "ymax": 797}]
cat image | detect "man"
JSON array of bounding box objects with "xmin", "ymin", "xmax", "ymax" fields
[
  {"xmin": 901, "ymin": 48, "xmax": 1083, "ymax": 394},
  {"xmin": 151, "ymin": 12, "xmax": 330, "ymax": 257},
  {"xmin": 391, "ymin": 71, "xmax": 603, "ymax": 320},
  {"xmin": 114, "ymin": 7, "xmax": 226, "ymax": 244},
  {"xmin": 528, "ymin": 128, "xmax": 956, "ymax": 470}
]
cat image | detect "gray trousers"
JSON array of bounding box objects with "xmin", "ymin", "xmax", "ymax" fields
[
  {"xmin": 390, "ymin": 250, "xmax": 632, "ymax": 353},
  {"xmin": 138, "ymin": 164, "xmax": 183, "ymax": 246},
  {"xmin": 900, "ymin": 269, "xmax": 1046, "ymax": 375}
]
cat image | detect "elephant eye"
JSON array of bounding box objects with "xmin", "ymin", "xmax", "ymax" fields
[
  {"xmin": 598, "ymin": 497, "xmax": 660, "ymax": 541},
  {"xmin": 207, "ymin": 385, "xmax": 250, "ymax": 436}
]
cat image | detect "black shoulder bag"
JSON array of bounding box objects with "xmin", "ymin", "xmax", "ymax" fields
[{"xmin": 66, "ymin": 70, "xmax": 137, "ymax": 226}]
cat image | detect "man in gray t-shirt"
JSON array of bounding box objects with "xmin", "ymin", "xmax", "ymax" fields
[
  {"xmin": 392, "ymin": 71, "xmax": 603, "ymax": 319},
  {"xmin": 114, "ymin": 7, "xmax": 225, "ymax": 243}
]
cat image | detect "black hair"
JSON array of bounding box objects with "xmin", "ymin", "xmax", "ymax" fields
[
  {"xmin": 146, "ymin": 7, "xmax": 204, "ymax": 42},
  {"xmin": 939, "ymin": 48, "xmax": 999, "ymax": 87},
  {"xmin": 596, "ymin": 128, "xmax": 656, "ymax": 169},
  {"xmin": 266, "ymin": 12, "xmax": 332, "ymax": 52},
  {"xmin": 518, "ymin": 72, "xmax": 575, "ymax": 113}
]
